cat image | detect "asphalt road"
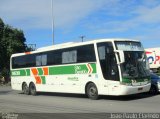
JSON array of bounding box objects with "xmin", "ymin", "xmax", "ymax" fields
[{"xmin": 0, "ymin": 86, "xmax": 160, "ymax": 119}]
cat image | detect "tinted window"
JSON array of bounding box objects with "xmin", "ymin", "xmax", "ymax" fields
[
  {"xmin": 47, "ymin": 50, "xmax": 62, "ymax": 65},
  {"xmin": 12, "ymin": 56, "xmax": 25, "ymax": 68},
  {"xmin": 12, "ymin": 54, "xmax": 36, "ymax": 69},
  {"xmin": 77, "ymin": 44, "xmax": 96, "ymax": 63},
  {"xmin": 42, "ymin": 54, "xmax": 47, "ymax": 66},
  {"xmin": 60, "ymin": 44, "xmax": 96, "ymax": 64},
  {"xmin": 25, "ymin": 55, "xmax": 36, "ymax": 67},
  {"xmin": 97, "ymin": 42, "xmax": 119, "ymax": 81},
  {"xmin": 36, "ymin": 55, "xmax": 41, "ymax": 66},
  {"xmin": 98, "ymin": 46, "xmax": 105, "ymax": 60},
  {"xmin": 12, "ymin": 44, "xmax": 96, "ymax": 69},
  {"xmin": 62, "ymin": 50, "xmax": 77, "ymax": 64},
  {"xmin": 36, "ymin": 54, "xmax": 47, "ymax": 66}
]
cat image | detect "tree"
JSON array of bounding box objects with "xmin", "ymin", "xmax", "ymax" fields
[
  {"xmin": 0, "ymin": 18, "xmax": 5, "ymax": 72},
  {"xmin": 0, "ymin": 18, "xmax": 29, "ymax": 81},
  {"xmin": 0, "ymin": 18, "xmax": 4, "ymax": 40}
]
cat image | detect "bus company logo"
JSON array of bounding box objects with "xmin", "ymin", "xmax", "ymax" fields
[
  {"xmin": 74, "ymin": 64, "xmax": 93, "ymax": 74},
  {"xmin": 12, "ymin": 71, "xmax": 20, "ymax": 76},
  {"xmin": 146, "ymin": 51, "xmax": 160, "ymax": 64},
  {"xmin": 75, "ymin": 66, "xmax": 87, "ymax": 74}
]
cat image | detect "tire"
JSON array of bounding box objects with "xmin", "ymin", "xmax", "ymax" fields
[
  {"xmin": 22, "ymin": 83, "xmax": 30, "ymax": 95},
  {"xmin": 86, "ymin": 83, "xmax": 99, "ymax": 100},
  {"xmin": 149, "ymin": 85, "xmax": 158, "ymax": 95},
  {"xmin": 29, "ymin": 83, "xmax": 37, "ymax": 96}
]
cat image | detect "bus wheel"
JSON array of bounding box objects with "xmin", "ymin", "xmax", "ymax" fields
[
  {"xmin": 29, "ymin": 83, "xmax": 37, "ymax": 96},
  {"xmin": 22, "ymin": 83, "xmax": 30, "ymax": 95},
  {"xmin": 86, "ymin": 83, "xmax": 99, "ymax": 100},
  {"xmin": 149, "ymin": 85, "xmax": 158, "ymax": 95}
]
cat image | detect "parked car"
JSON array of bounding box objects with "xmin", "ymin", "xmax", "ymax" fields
[{"xmin": 149, "ymin": 73, "xmax": 160, "ymax": 94}]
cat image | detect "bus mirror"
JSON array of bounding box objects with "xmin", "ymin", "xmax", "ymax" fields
[{"xmin": 116, "ymin": 50, "xmax": 125, "ymax": 64}]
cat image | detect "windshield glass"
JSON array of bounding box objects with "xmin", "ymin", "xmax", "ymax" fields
[
  {"xmin": 115, "ymin": 41, "xmax": 143, "ymax": 51},
  {"xmin": 121, "ymin": 51, "xmax": 150, "ymax": 79}
]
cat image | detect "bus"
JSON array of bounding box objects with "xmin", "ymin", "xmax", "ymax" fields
[{"xmin": 10, "ymin": 39, "xmax": 151, "ymax": 99}]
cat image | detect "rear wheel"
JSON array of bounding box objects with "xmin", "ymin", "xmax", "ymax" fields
[
  {"xmin": 149, "ymin": 85, "xmax": 158, "ymax": 95},
  {"xmin": 22, "ymin": 83, "xmax": 29, "ymax": 95},
  {"xmin": 86, "ymin": 83, "xmax": 99, "ymax": 100},
  {"xmin": 29, "ymin": 83, "xmax": 37, "ymax": 96}
]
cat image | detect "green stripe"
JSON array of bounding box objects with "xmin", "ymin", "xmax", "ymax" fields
[
  {"xmin": 122, "ymin": 76, "xmax": 150, "ymax": 83},
  {"xmin": 11, "ymin": 69, "xmax": 30, "ymax": 76},
  {"xmin": 90, "ymin": 63, "xmax": 96, "ymax": 73},
  {"xmin": 37, "ymin": 68, "xmax": 43, "ymax": 75},
  {"xmin": 49, "ymin": 65, "xmax": 74, "ymax": 75},
  {"xmin": 41, "ymin": 76, "xmax": 46, "ymax": 84},
  {"xmin": 12, "ymin": 63, "xmax": 97, "ymax": 76},
  {"xmin": 26, "ymin": 69, "xmax": 30, "ymax": 76},
  {"xmin": 49, "ymin": 63, "xmax": 97, "ymax": 75}
]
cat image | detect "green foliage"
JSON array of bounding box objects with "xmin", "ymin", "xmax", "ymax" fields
[
  {"xmin": 1, "ymin": 67, "xmax": 9, "ymax": 77},
  {"xmin": 0, "ymin": 18, "xmax": 30, "ymax": 78},
  {"xmin": 0, "ymin": 18, "xmax": 4, "ymax": 40}
]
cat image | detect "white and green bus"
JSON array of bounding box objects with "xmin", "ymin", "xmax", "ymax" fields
[{"xmin": 10, "ymin": 39, "xmax": 151, "ymax": 99}]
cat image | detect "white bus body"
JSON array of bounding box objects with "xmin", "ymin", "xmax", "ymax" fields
[{"xmin": 10, "ymin": 39, "xmax": 151, "ymax": 99}]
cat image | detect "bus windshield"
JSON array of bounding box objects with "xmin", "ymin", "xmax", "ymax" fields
[
  {"xmin": 115, "ymin": 41, "xmax": 150, "ymax": 80},
  {"xmin": 121, "ymin": 51, "xmax": 150, "ymax": 79}
]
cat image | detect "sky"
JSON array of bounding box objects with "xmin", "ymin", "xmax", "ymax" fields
[{"xmin": 0, "ymin": 0, "xmax": 160, "ymax": 49}]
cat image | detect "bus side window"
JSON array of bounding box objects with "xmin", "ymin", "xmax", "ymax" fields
[
  {"xmin": 36, "ymin": 54, "xmax": 47, "ymax": 66},
  {"xmin": 62, "ymin": 50, "xmax": 77, "ymax": 64},
  {"xmin": 98, "ymin": 46, "xmax": 107, "ymax": 79},
  {"xmin": 108, "ymin": 53, "xmax": 119, "ymax": 81},
  {"xmin": 97, "ymin": 43, "xmax": 112, "ymax": 80},
  {"xmin": 36, "ymin": 55, "xmax": 41, "ymax": 66},
  {"xmin": 97, "ymin": 42, "xmax": 119, "ymax": 81},
  {"xmin": 42, "ymin": 54, "xmax": 47, "ymax": 66}
]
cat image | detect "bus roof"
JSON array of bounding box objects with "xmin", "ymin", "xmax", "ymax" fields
[{"xmin": 11, "ymin": 38, "xmax": 139, "ymax": 57}]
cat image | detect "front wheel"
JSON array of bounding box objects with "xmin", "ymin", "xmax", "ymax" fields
[
  {"xmin": 29, "ymin": 83, "xmax": 37, "ymax": 96},
  {"xmin": 86, "ymin": 83, "xmax": 99, "ymax": 100}
]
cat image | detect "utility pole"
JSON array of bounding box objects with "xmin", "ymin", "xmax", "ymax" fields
[
  {"xmin": 80, "ymin": 36, "xmax": 85, "ymax": 42},
  {"xmin": 51, "ymin": 0, "xmax": 54, "ymax": 45},
  {"xmin": 28, "ymin": 44, "xmax": 36, "ymax": 51}
]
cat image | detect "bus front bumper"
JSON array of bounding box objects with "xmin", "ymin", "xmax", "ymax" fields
[{"xmin": 109, "ymin": 83, "xmax": 151, "ymax": 96}]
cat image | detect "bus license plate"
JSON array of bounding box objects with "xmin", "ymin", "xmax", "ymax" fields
[{"xmin": 138, "ymin": 87, "xmax": 143, "ymax": 91}]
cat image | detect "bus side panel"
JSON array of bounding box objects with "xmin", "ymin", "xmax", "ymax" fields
[
  {"xmin": 35, "ymin": 74, "xmax": 99, "ymax": 94},
  {"xmin": 11, "ymin": 76, "xmax": 35, "ymax": 91},
  {"xmin": 11, "ymin": 77, "xmax": 22, "ymax": 90}
]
